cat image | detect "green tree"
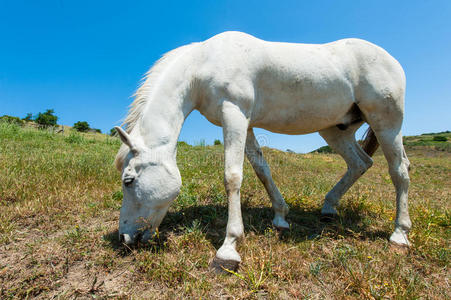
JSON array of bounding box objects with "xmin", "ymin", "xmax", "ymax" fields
[
  {"xmin": 110, "ymin": 127, "xmax": 117, "ymax": 136},
  {"xmin": 73, "ymin": 121, "xmax": 90, "ymax": 132},
  {"xmin": 23, "ymin": 113, "xmax": 33, "ymax": 121},
  {"xmin": 35, "ymin": 109, "xmax": 58, "ymax": 128},
  {"xmin": 214, "ymin": 139, "xmax": 222, "ymax": 145},
  {"xmin": 312, "ymin": 145, "xmax": 334, "ymax": 154}
]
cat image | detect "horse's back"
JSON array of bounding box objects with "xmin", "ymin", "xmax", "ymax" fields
[{"xmin": 193, "ymin": 32, "xmax": 405, "ymax": 134}]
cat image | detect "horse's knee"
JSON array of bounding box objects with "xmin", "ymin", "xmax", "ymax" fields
[{"xmin": 224, "ymin": 170, "xmax": 242, "ymax": 192}]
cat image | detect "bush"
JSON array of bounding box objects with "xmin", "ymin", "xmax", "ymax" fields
[
  {"xmin": 109, "ymin": 128, "xmax": 117, "ymax": 136},
  {"xmin": 0, "ymin": 115, "xmax": 24, "ymax": 126},
  {"xmin": 65, "ymin": 132, "xmax": 85, "ymax": 144},
  {"xmin": 22, "ymin": 113, "xmax": 33, "ymax": 121},
  {"xmin": 0, "ymin": 121, "xmax": 21, "ymax": 138},
  {"xmin": 35, "ymin": 109, "xmax": 58, "ymax": 128},
  {"xmin": 433, "ymin": 135, "xmax": 447, "ymax": 142},
  {"xmin": 214, "ymin": 139, "xmax": 222, "ymax": 145},
  {"xmin": 313, "ymin": 145, "xmax": 334, "ymax": 154},
  {"xmin": 73, "ymin": 121, "xmax": 90, "ymax": 132}
]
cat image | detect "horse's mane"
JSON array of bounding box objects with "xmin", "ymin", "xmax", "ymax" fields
[{"xmin": 115, "ymin": 43, "xmax": 196, "ymax": 171}]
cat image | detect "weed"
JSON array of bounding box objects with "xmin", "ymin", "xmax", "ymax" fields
[{"xmin": 65, "ymin": 132, "xmax": 85, "ymax": 144}]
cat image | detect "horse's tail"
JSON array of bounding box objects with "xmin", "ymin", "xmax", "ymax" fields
[{"xmin": 362, "ymin": 127, "xmax": 379, "ymax": 157}]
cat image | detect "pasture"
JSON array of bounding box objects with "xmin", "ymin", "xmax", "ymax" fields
[{"xmin": 0, "ymin": 122, "xmax": 449, "ymax": 299}]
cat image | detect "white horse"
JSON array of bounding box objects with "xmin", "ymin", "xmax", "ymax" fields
[{"xmin": 114, "ymin": 31, "xmax": 411, "ymax": 271}]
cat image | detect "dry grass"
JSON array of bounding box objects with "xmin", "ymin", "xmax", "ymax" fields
[{"xmin": 0, "ymin": 122, "xmax": 449, "ymax": 299}]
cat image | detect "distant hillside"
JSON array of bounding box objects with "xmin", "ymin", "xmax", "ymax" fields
[
  {"xmin": 312, "ymin": 131, "xmax": 451, "ymax": 154},
  {"xmin": 403, "ymin": 131, "xmax": 451, "ymax": 152}
]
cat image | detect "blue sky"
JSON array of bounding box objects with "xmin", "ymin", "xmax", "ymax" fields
[{"xmin": 1, "ymin": 0, "xmax": 450, "ymax": 152}]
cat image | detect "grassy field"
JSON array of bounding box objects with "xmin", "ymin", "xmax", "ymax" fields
[{"xmin": 0, "ymin": 122, "xmax": 449, "ymax": 299}]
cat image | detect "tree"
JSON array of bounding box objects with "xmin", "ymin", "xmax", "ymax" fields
[
  {"xmin": 35, "ymin": 109, "xmax": 58, "ymax": 128},
  {"xmin": 312, "ymin": 145, "xmax": 334, "ymax": 154},
  {"xmin": 214, "ymin": 139, "xmax": 222, "ymax": 145},
  {"xmin": 73, "ymin": 121, "xmax": 90, "ymax": 132},
  {"xmin": 23, "ymin": 113, "xmax": 33, "ymax": 121},
  {"xmin": 110, "ymin": 127, "xmax": 117, "ymax": 136}
]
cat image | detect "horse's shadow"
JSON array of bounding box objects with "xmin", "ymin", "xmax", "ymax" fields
[{"xmin": 103, "ymin": 203, "xmax": 390, "ymax": 255}]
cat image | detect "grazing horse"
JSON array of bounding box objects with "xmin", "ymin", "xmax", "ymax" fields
[{"xmin": 114, "ymin": 31, "xmax": 411, "ymax": 271}]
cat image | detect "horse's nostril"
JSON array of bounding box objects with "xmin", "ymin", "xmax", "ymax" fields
[
  {"xmin": 120, "ymin": 233, "xmax": 133, "ymax": 244},
  {"xmin": 134, "ymin": 232, "xmax": 143, "ymax": 242}
]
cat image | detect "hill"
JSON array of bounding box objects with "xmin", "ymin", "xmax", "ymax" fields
[
  {"xmin": 312, "ymin": 131, "xmax": 451, "ymax": 154},
  {"xmin": 0, "ymin": 122, "xmax": 449, "ymax": 298}
]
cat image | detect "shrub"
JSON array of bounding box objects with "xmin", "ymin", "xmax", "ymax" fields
[
  {"xmin": 65, "ymin": 132, "xmax": 85, "ymax": 144},
  {"xmin": 433, "ymin": 135, "xmax": 447, "ymax": 142},
  {"xmin": 214, "ymin": 139, "xmax": 222, "ymax": 145},
  {"xmin": 313, "ymin": 145, "xmax": 334, "ymax": 154},
  {"xmin": 109, "ymin": 128, "xmax": 117, "ymax": 136},
  {"xmin": 73, "ymin": 121, "xmax": 90, "ymax": 132},
  {"xmin": 22, "ymin": 113, "xmax": 33, "ymax": 121},
  {"xmin": 0, "ymin": 115, "xmax": 24, "ymax": 126},
  {"xmin": 35, "ymin": 109, "xmax": 58, "ymax": 128},
  {"xmin": 0, "ymin": 121, "xmax": 21, "ymax": 138}
]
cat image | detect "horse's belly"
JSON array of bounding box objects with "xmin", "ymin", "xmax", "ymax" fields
[
  {"xmin": 251, "ymin": 72, "xmax": 354, "ymax": 134},
  {"xmin": 251, "ymin": 104, "xmax": 352, "ymax": 134}
]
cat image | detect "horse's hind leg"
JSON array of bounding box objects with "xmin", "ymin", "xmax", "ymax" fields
[
  {"xmin": 373, "ymin": 128, "xmax": 411, "ymax": 246},
  {"xmin": 211, "ymin": 100, "xmax": 248, "ymax": 272},
  {"xmin": 319, "ymin": 125, "xmax": 373, "ymax": 217},
  {"xmin": 356, "ymin": 74, "xmax": 411, "ymax": 245},
  {"xmin": 245, "ymin": 129, "xmax": 289, "ymax": 229}
]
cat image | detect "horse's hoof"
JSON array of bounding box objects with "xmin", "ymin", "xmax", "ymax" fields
[
  {"xmin": 320, "ymin": 213, "xmax": 337, "ymax": 223},
  {"xmin": 210, "ymin": 256, "xmax": 240, "ymax": 273},
  {"xmin": 273, "ymin": 216, "xmax": 290, "ymax": 230},
  {"xmin": 211, "ymin": 245, "xmax": 241, "ymax": 273},
  {"xmin": 389, "ymin": 228, "xmax": 411, "ymax": 247}
]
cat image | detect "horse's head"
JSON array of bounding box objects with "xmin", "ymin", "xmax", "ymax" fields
[{"xmin": 115, "ymin": 126, "xmax": 181, "ymax": 245}]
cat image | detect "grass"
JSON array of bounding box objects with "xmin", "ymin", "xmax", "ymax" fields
[
  {"xmin": 403, "ymin": 131, "xmax": 451, "ymax": 152},
  {"xmin": 0, "ymin": 121, "xmax": 449, "ymax": 299}
]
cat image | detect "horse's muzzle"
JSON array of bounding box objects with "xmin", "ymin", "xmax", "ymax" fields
[
  {"xmin": 119, "ymin": 233, "xmax": 133, "ymax": 244},
  {"xmin": 119, "ymin": 230, "xmax": 150, "ymax": 245}
]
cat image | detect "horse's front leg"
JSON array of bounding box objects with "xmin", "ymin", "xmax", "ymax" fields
[
  {"xmin": 211, "ymin": 100, "xmax": 249, "ymax": 272},
  {"xmin": 245, "ymin": 129, "xmax": 289, "ymax": 229}
]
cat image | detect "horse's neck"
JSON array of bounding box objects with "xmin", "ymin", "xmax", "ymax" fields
[{"xmin": 137, "ymin": 72, "xmax": 194, "ymax": 158}]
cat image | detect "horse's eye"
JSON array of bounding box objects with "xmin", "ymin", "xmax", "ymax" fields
[{"xmin": 123, "ymin": 176, "xmax": 135, "ymax": 187}]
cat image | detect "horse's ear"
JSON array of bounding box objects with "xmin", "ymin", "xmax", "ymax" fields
[{"xmin": 115, "ymin": 126, "xmax": 139, "ymax": 154}]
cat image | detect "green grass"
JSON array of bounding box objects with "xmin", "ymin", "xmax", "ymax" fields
[
  {"xmin": 403, "ymin": 131, "xmax": 451, "ymax": 152},
  {"xmin": 0, "ymin": 122, "xmax": 449, "ymax": 299}
]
